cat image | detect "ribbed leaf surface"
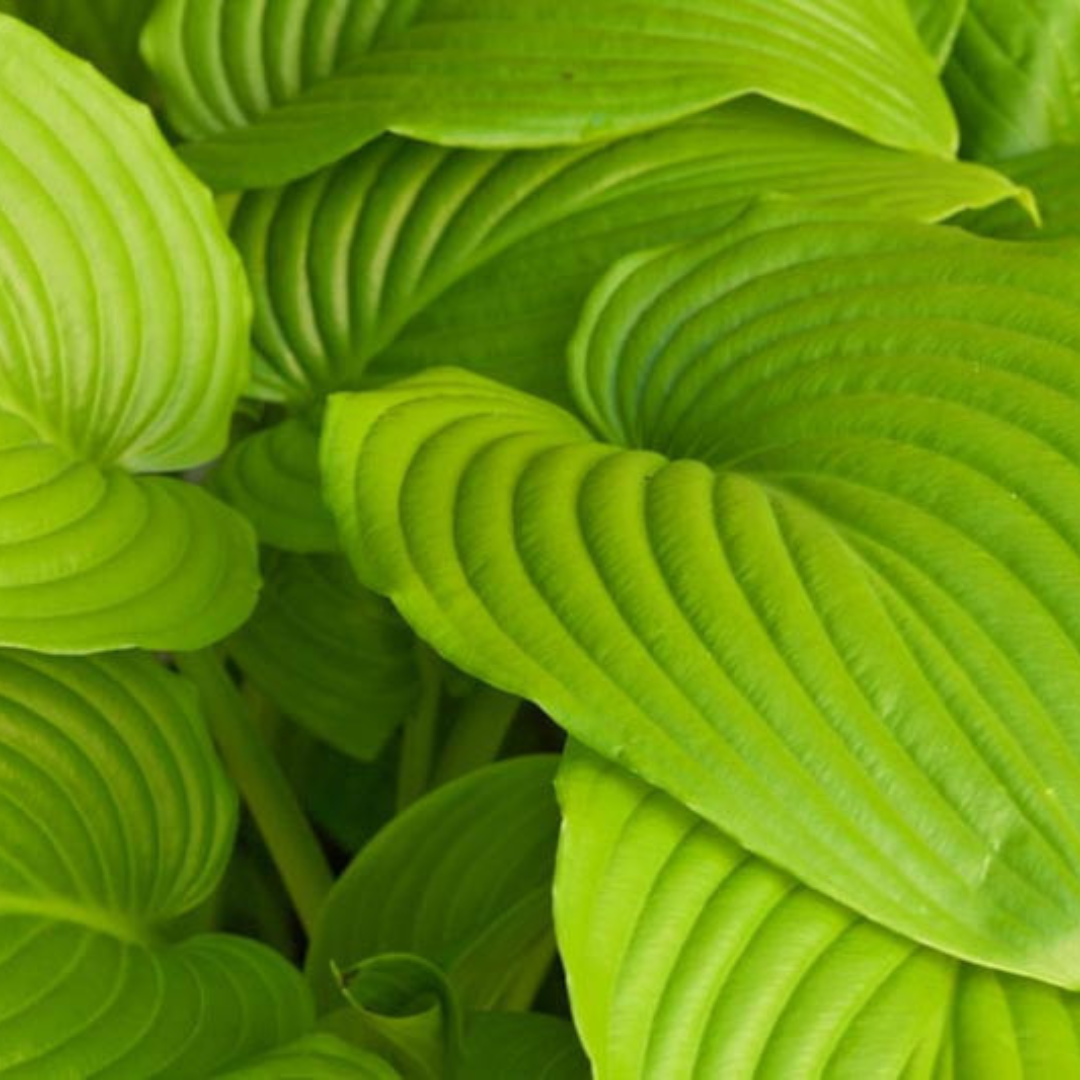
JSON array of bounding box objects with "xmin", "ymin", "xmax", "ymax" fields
[
  {"xmin": 0, "ymin": 17, "xmax": 257, "ymax": 651},
  {"xmin": 944, "ymin": 0, "xmax": 1080, "ymax": 160},
  {"xmin": 0, "ymin": 651, "xmax": 314, "ymax": 1075},
  {"xmin": 143, "ymin": 0, "xmax": 956, "ymax": 190},
  {"xmin": 230, "ymin": 552, "xmax": 421, "ymax": 761},
  {"xmin": 322, "ymin": 207, "xmax": 1080, "ymax": 987},
  {"xmin": 212, "ymin": 417, "xmax": 337, "ymax": 552},
  {"xmin": 557, "ymin": 746, "xmax": 1080, "ymax": 1080},
  {"xmin": 231, "ymin": 103, "xmax": 1019, "ymax": 410},
  {"xmin": 307, "ymin": 756, "xmax": 560, "ymax": 1014}
]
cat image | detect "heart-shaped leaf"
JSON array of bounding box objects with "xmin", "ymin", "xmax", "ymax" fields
[
  {"xmin": 944, "ymin": 0, "xmax": 1080, "ymax": 160},
  {"xmin": 557, "ymin": 744, "xmax": 1080, "ymax": 1079},
  {"xmin": 322, "ymin": 205, "xmax": 1080, "ymax": 987},
  {"xmin": 229, "ymin": 552, "xmax": 423, "ymax": 761},
  {"xmin": 142, "ymin": 0, "xmax": 956, "ymax": 190},
  {"xmin": 0, "ymin": 650, "xmax": 317, "ymax": 1075},
  {"xmin": 307, "ymin": 756, "xmax": 560, "ymax": 1014},
  {"xmin": 0, "ymin": 17, "xmax": 258, "ymax": 652}
]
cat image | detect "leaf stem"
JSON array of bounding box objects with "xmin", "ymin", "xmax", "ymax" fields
[
  {"xmin": 396, "ymin": 646, "xmax": 443, "ymax": 811},
  {"xmin": 432, "ymin": 686, "xmax": 520, "ymax": 787},
  {"xmin": 177, "ymin": 648, "xmax": 333, "ymax": 936}
]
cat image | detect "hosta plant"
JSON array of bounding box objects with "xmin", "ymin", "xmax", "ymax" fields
[{"xmin": 3, "ymin": 1, "xmax": 1080, "ymax": 1077}]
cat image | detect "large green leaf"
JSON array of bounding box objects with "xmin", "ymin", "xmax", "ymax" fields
[
  {"xmin": 459, "ymin": 1013, "xmax": 589, "ymax": 1080},
  {"xmin": 0, "ymin": 650, "xmax": 316, "ymax": 1075},
  {"xmin": 0, "ymin": 17, "xmax": 257, "ymax": 652},
  {"xmin": 3, "ymin": 0, "xmax": 157, "ymax": 95},
  {"xmin": 944, "ymin": 0, "xmax": 1080, "ymax": 160},
  {"xmin": 557, "ymin": 745, "xmax": 1080, "ymax": 1079},
  {"xmin": 307, "ymin": 756, "xmax": 560, "ymax": 1014},
  {"xmin": 142, "ymin": 0, "xmax": 955, "ymax": 190},
  {"xmin": 230, "ymin": 102, "xmax": 1020, "ymax": 413},
  {"xmin": 322, "ymin": 205, "xmax": 1080, "ymax": 987},
  {"xmin": 229, "ymin": 552, "xmax": 423, "ymax": 761}
]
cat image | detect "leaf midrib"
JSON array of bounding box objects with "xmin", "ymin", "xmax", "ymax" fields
[{"xmin": 0, "ymin": 891, "xmax": 156, "ymax": 947}]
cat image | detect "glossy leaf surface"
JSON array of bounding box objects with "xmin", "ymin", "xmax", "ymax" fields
[
  {"xmin": 323, "ymin": 207, "xmax": 1080, "ymax": 987},
  {"xmin": 0, "ymin": 16, "xmax": 258, "ymax": 651},
  {"xmin": 143, "ymin": 0, "xmax": 956, "ymax": 190}
]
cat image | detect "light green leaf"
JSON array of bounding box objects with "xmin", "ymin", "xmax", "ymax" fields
[
  {"xmin": 907, "ymin": 0, "xmax": 967, "ymax": 68},
  {"xmin": 944, "ymin": 0, "xmax": 1080, "ymax": 160},
  {"xmin": 459, "ymin": 1013, "xmax": 590, "ymax": 1080},
  {"xmin": 2, "ymin": 0, "xmax": 157, "ymax": 95},
  {"xmin": 307, "ymin": 756, "xmax": 560, "ymax": 1013},
  {"xmin": 229, "ymin": 552, "xmax": 422, "ymax": 761},
  {"xmin": 0, "ymin": 17, "xmax": 258, "ymax": 652},
  {"xmin": 0, "ymin": 650, "xmax": 315, "ymax": 1075},
  {"xmin": 557, "ymin": 745, "xmax": 1080, "ymax": 1079},
  {"xmin": 143, "ymin": 0, "xmax": 956, "ymax": 191},
  {"xmin": 322, "ymin": 206, "xmax": 1080, "ymax": 987},
  {"xmin": 231, "ymin": 101, "xmax": 1020, "ymax": 412},
  {"xmin": 962, "ymin": 147, "xmax": 1080, "ymax": 240},
  {"xmin": 211, "ymin": 416, "xmax": 338, "ymax": 553},
  {"xmin": 214, "ymin": 1033, "xmax": 400, "ymax": 1078}
]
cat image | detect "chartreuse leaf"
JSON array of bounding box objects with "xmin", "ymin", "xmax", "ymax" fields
[
  {"xmin": 907, "ymin": 0, "xmax": 967, "ymax": 68},
  {"xmin": 557, "ymin": 744, "xmax": 1080, "ymax": 1079},
  {"xmin": 323, "ymin": 205, "xmax": 1080, "ymax": 988},
  {"xmin": 229, "ymin": 551, "xmax": 423, "ymax": 761},
  {"xmin": 307, "ymin": 756, "xmax": 560, "ymax": 1013},
  {"xmin": 229, "ymin": 102, "xmax": 1019, "ymax": 413},
  {"xmin": 142, "ymin": 0, "xmax": 955, "ymax": 191},
  {"xmin": 2, "ymin": 0, "xmax": 157, "ymax": 95},
  {"xmin": 215, "ymin": 1034, "xmax": 400, "ymax": 1078},
  {"xmin": 944, "ymin": 0, "xmax": 1080, "ymax": 161},
  {"xmin": 0, "ymin": 17, "xmax": 257, "ymax": 652},
  {"xmin": 0, "ymin": 650, "xmax": 320, "ymax": 1075}
]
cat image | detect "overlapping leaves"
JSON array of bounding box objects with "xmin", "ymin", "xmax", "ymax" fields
[
  {"xmin": 0, "ymin": 650, "xmax": 313, "ymax": 1075},
  {"xmin": 143, "ymin": 0, "xmax": 957, "ymax": 190},
  {"xmin": 323, "ymin": 204, "xmax": 1080, "ymax": 988},
  {"xmin": 0, "ymin": 16, "xmax": 257, "ymax": 652},
  {"xmin": 557, "ymin": 745, "xmax": 1080, "ymax": 1079}
]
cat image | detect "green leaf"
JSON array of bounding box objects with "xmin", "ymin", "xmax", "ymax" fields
[
  {"xmin": 334, "ymin": 954, "xmax": 462, "ymax": 1080},
  {"xmin": 211, "ymin": 416, "xmax": 338, "ymax": 553},
  {"xmin": 459, "ymin": 1013, "xmax": 589, "ymax": 1080},
  {"xmin": 3, "ymin": 0, "xmax": 157, "ymax": 95},
  {"xmin": 907, "ymin": 0, "xmax": 967, "ymax": 68},
  {"xmin": 229, "ymin": 552, "xmax": 422, "ymax": 761},
  {"xmin": 307, "ymin": 756, "xmax": 560, "ymax": 1013},
  {"xmin": 215, "ymin": 1033, "xmax": 400, "ymax": 1078},
  {"xmin": 231, "ymin": 101, "xmax": 1020, "ymax": 412},
  {"xmin": 0, "ymin": 17, "xmax": 258, "ymax": 651},
  {"xmin": 143, "ymin": 0, "xmax": 956, "ymax": 191},
  {"xmin": 556, "ymin": 744, "xmax": 1080, "ymax": 1079},
  {"xmin": 944, "ymin": 0, "xmax": 1080, "ymax": 160},
  {"xmin": 962, "ymin": 147, "xmax": 1080, "ymax": 240},
  {"xmin": 322, "ymin": 206, "xmax": 1080, "ymax": 987},
  {"xmin": 0, "ymin": 650, "xmax": 315, "ymax": 1075}
]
